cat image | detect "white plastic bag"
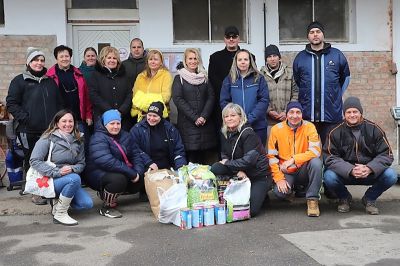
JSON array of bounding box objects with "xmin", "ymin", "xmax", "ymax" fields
[
  {"xmin": 158, "ymin": 183, "xmax": 187, "ymax": 226},
  {"xmin": 223, "ymin": 178, "xmax": 251, "ymax": 205}
]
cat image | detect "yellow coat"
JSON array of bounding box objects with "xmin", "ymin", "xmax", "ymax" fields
[
  {"xmin": 267, "ymin": 120, "xmax": 321, "ymax": 183},
  {"xmin": 131, "ymin": 68, "xmax": 172, "ymax": 121}
]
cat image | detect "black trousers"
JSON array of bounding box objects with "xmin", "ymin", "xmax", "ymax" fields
[
  {"xmin": 17, "ymin": 132, "xmax": 42, "ymax": 173},
  {"xmin": 101, "ymin": 172, "xmax": 143, "ymax": 194}
]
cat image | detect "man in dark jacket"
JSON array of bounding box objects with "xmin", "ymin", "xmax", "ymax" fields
[
  {"xmin": 122, "ymin": 38, "xmax": 146, "ymax": 90},
  {"xmin": 293, "ymin": 21, "xmax": 350, "ymax": 144},
  {"xmin": 323, "ymin": 97, "xmax": 397, "ymax": 215}
]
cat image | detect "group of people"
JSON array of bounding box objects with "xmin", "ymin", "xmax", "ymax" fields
[{"xmin": 5, "ymin": 21, "xmax": 398, "ymax": 226}]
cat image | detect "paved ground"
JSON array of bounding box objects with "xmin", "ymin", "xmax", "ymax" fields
[{"xmin": 1, "ymin": 181, "xmax": 400, "ymax": 266}]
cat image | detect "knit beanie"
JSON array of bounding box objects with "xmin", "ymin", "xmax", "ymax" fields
[
  {"xmin": 265, "ymin": 44, "xmax": 281, "ymax": 58},
  {"xmin": 148, "ymin": 101, "xmax": 164, "ymax": 117},
  {"xmin": 102, "ymin": 109, "xmax": 121, "ymax": 126},
  {"xmin": 307, "ymin": 21, "xmax": 325, "ymax": 35},
  {"xmin": 343, "ymin": 96, "xmax": 363, "ymax": 114},
  {"xmin": 26, "ymin": 47, "xmax": 45, "ymax": 66},
  {"xmin": 286, "ymin": 101, "xmax": 303, "ymax": 114}
]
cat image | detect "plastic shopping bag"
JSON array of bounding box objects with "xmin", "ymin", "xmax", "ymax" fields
[
  {"xmin": 223, "ymin": 178, "xmax": 251, "ymax": 222},
  {"xmin": 158, "ymin": 183, "xmax": 187, "ymax": 226}
]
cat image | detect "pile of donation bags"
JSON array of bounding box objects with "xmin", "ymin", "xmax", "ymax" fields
[{"xmin": 144, "ymin": 163, "xmax": 251, "ymax": 229}]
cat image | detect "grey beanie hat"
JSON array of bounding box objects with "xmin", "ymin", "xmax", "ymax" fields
[
  {"xmin": 343, "ymin": 96, "xmax": 363, "ymax": 114},
  {"xmin": 26, "ymin": 47, "xmax": 45, "ymax": 66}
]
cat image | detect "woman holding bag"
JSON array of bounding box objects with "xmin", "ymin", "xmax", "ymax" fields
[
  {"xmin": 210, "ymin": 103, "xmax": 271, "ymax": 217},
  {"xmin": 29, "ymin": 109, "xmax": 93, "ymax": 226}
]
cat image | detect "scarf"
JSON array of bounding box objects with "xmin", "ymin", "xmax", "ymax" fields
[{"xmin": 177, "ymin": 68, "xmax": 206, "ymax": 85}]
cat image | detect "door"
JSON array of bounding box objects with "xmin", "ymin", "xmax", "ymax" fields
[{"xmin": 71, "ymin": 25, "xmax": 139, "ymax": 66}]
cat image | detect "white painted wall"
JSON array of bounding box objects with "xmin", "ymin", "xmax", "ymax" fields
[
  {"xmin": 139, "ymin": 0, "xmax": 391, "ymax": 68},
  {"xmin": 0, "ymin": 0, "xmax": 66, "ymax": 44}
]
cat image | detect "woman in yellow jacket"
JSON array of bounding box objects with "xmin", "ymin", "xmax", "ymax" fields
[{"xmin": 131, "ymin": 49, "xmax": 172, "ymax": 122}]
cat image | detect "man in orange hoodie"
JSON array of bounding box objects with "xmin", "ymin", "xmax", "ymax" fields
[{"xmin": 267, "ymin": 101, "xmax": 322, "ymax": 217}]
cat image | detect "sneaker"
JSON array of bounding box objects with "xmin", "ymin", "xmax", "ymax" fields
[
  {"xmin": 99, "ymin": 205, "xmax": 122, "ymax": 218},
  {"xmin": 362, "ymin": 196, "xmax": 379, "ymax": 215},
  {"xmin": 337, "ymin": 195, "xmax": 352, "ymax": 213},
  {"xmin": 32, "ymin": 195, "xmax": 48, "ymax": 205},
  {"xmin": 307, "ymin": 199, "xmax": 320, "ymax": 217}
]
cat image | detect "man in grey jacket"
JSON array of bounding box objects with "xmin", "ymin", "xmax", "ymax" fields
[{"xmin": 323, "ymin": 97, "xmax": 397, "ymax": 215}]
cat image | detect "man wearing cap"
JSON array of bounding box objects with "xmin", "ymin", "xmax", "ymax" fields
[
  {"xmin": 7, "ymin": 47, "xmax": 64, "ymax": 205},
  {"xmin": 293, "ymin": 21, "xmax": 350, "ymax": 145},
  {"xmin": 323, "ymin": 97, "xmax": 397, "ymax": 215},
  {"xmin": 260, "ymin": 44, "xmax": 298, "ymax": 132},
  {"xmin": 268, "ymin": 101, "xmax": 322, "ymax": 217}
]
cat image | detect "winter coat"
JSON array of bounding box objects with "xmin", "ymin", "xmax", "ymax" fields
[
  {"xmin": 122, "ymin": 53, "xmax": 146, "ymax": 89},
  {"xmin": 130, "ymin": 119, "xmax": 187, "ymax": 170},
  {"xmin": 87, "ymin": 64, "xmax": 132, "ymax": 119},
  {"xmin": 85, "ymin": 122, "xmax": 144, "ymax": 191},
  {"xmin": 47, "ymin": 65, "xmax": 93, "ymax": 121},
  {"xmin": 172, "ymin": 74, "xmax": 216, "ymax": 151},
  {"xmin": 323, "ymin": 119, "xmax": 393, "ymax": 179},
  {"xmin": 267, "ymin": 120, "xmax": 321, "ymax": 183},
  {"xmin": 260, "ymin": 63, "xmax": 298, "ymax": 126},
  {"xmin": 29, "ymin": 130, "xmax": 85, "ymax": 178},
  {"xmin": 220, "ymin": 124, "xmax": 268, "ymax": 180},
  {"xmin": 293, "ymin": 43, "xmax": 350, "ymax": 123},
  {"xmin": 79, "ymin": 62, "xmax": 96, "ymax": 82},
  {"xmin": 6, "ymin": 72, "xmax": 64, "ymax": 134},
  {"xmin": 220, "ymin": 71, "xmax": 269, "ymax": 130}
]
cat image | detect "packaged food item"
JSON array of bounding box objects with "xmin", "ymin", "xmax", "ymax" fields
[
  {"xmin": 180, "ymin": 208, "xmax": 192, "ymax": 230},
  {"xmin": 192, "ymin": 207, "xmax": 203, "ymax": 228},
  {"xmin": 203, "ymin": 206, "xmax": 215, "ymax": 226},
  {"xmin": 214, "ymin": 204, "xmax": 226, "ymax": 225}
]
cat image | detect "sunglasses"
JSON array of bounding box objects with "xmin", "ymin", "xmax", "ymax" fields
[{"xmin": 225, "ymin": 35, "xmax": 239, "ymax": 40}]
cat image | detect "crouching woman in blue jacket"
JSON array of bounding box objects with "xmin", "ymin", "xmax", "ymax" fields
[{"xmin": 85, "ymin": 109, "xmax": 144, "ymax": 218}]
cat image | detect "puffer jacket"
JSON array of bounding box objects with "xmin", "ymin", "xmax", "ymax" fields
[
  {"xmin": 323, "ymin": 119, "xmax": 393, "ymax": 179},
  {"xmin": 47, "ymin": 65, "xmax": 93, "ymax": 121},
  {"xmin": 122, "ymin": 52, "xmax": 146, "ymax": 89},
  {"xmin": 85, "ymin": 121, "xmax": 144, "ymax": 191},
  {"xmin": 267, "ymin": 120, "xmax": 321, "ymax": 182},
  {"xmin": 220, "ymin": 124, "xmax": 268, "ymax": 180},
  {"xmin": 220, "ymin": 71, "xmax": 269, "ymax": 130},
  {"xmin": 130, "ymin": 119, "xmax": 187, "ymax": 170},
  {"xmin": 293, "ymin": 43, "xmax": 350, "ymax": 123},
  {"xmin": 6, "ymin": 71, "xmax": 64, "ymax": 134},
  {"xmin": 172, "ymin": 74, "xmax": 216, "ymax": 151},
  {"xmin": 29, "ymin": 130, "xmax": 85, "ymax": 178},
  {"xmin": 260, "ymin": 63, "xmax": 298, "ymax": 125}
]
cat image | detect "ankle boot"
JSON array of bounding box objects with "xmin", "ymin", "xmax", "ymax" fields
[{"xmin": 53, "ymin": 194, "xmax": 78, "ymax": 226}]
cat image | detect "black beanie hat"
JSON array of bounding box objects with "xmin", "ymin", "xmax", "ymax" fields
[
  {"xmin": 148, "ymin": 101, "xmax": 164, "ymax": 117},
  {"xmin": 307, "ymin": 21, "xmax": 325, "ymax": 35},
  {"xmin": 343, "ymin": 96, "xmax": 363, "ymax": 114},
  {"xmin": 265, "ymin": 44, "xmax": 281, "ymax": 59}
]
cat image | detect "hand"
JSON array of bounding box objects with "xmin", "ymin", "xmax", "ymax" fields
[
  {"xmin": 195, "ymin": 117, "xmax": 206, "ymax": 126},
  {"xmin": 277, "ymin": 112, "xmax": 286, "ymax": 121},
  {"xmin": 219, "ymin": 159, "xmax": 228, "ymax": 165},
  {"xmin": 279, "ymin": 158, "xmax": 295, "ymax": 174},
  {"xmin": 355, "ymin": 164, "xmax": 372, "ymax": 178},
  {"xmin": 148, "ymin": 163, "xmax": 158, "ymax": 171},
  {"xmin": 351, "ymin": 164, "xmax": 364, "ymax": 178},
  {"xmin": 59, "ymin": 165, "xmax": 72, "ymax": 176},
  {"xmin": 268, "ymin": 111, "xmax": 280, "ymax": 120},
  {"xmin": 131, "ymin": 174, "xmax": 140, "ymax": 183},
  {"xmin": 86, "ymin": 119, "xmax": 93, "ymax": 126},
  {"xmin": 276, "ymin": 179, "xmax": 291, "ymax": 194},
  {"xmin": 237, "ymin": 171, "xmax": 248, "ymax": 180}
]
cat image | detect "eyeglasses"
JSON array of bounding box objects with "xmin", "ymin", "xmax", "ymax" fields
[
  {"xmin": 225, "ymin": 35, "xmax": 239, "ymax": 40},
  {"xmin": 61, "ymin": 83, "xmax": 78, "ymax": 93}
]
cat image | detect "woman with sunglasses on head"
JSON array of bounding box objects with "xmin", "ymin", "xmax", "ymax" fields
[
  {"xmin": 47, "ymin": 45, "xmax": 93, "ymax": 141},
  {"xmin": 88, "ymin": 46, "xmax": 134, "ymax": 131}
]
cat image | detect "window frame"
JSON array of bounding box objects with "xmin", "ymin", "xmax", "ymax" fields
[{"xmin": 0, "ymin": 0, "xmax": 5, "ymax": 26}]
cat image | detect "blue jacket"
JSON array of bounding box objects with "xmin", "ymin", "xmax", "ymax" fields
[
  {"xmin": 130, "ymin": 119, "xmax": 187, "ymax": 170},
  {"xmin": 85, "ymin": 122, "xmax": 144, "ymax": 191},
  {"xmin": 293, "ymin": 43, "xmax": 350, "ymax": 123},
  {"xmin": 220, "ymin": 71, "xmax": 269, "ymax": 130}
]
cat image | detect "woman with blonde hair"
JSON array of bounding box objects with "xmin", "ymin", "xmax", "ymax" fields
[
  {"xmin": 210, "ymin": 103, "xmax": 270, "ymax": 217},
  {"xmin": 88, "ymin": 46, "xmax": 133, "ymax": 130},
  {"xmin": 131, "ymin": 49, "xmax": 172, "ymax": 122},
  {"xmin": 172, "ymin": 48, "xmax": 216, "ymax": 164}
]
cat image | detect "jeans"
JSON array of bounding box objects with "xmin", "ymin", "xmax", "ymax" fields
[
  {"xmin": 273, "ymin": 157, "xmax": 322, "ymax": 199},
  {"xmin": 54, "ymin": 173, "xmax": 93, "ymax": 210},
  {"xmin": 323, "ymin": 168, "xmax": 398, "ymax": 201}
]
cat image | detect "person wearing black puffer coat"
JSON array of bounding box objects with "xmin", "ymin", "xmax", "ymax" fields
[
  {"xmin": 88, "ymin": 46, "xmax": 133, "ymax": 131},
  {"xmin": 210, "ymin": 103, "xmax": 271, "ymax": 217},
  {"xmin": 85, "ymin": 110, "xmax": 145, "ymax": 219},
  {"xmin": 172, "ymin": 48, "xmax": 216, "ymax": 164}
]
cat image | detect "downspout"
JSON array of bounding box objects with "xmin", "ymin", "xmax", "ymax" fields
[{"xmin": 263, "ymin": 2, "xmax": 267, "ymax": 57}]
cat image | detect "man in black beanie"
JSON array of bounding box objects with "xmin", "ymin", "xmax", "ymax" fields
[
  {"xmin": 323, "ymin": 96, "xmax": 397, "ymax": 215},
  {"xmin": 260, "ymin": 44, "xmax": 298, "ymax": 135}
]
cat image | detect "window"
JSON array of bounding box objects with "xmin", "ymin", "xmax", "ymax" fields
[
  {"xmin": 0, "ymin": 0, "xmax": 4, "ymax": 25},
  {"xmin": 279, "ymin": 0, "xmax": 348, "ymax": 42},
  {"xmin": 71, "ymin": 0, "xmax": 136, "ymax": 9},
  {"xmin": 172, "ymin": 0, "xmax": 247, "ymax": 43}
]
